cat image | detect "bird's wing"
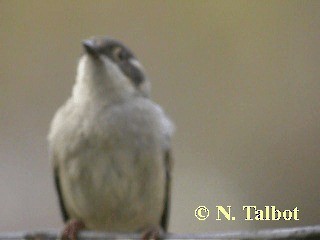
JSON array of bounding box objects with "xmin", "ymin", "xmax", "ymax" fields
[
  {"xmin": 160, "ymin": 149, "xmax": 173, "ymax": 231},
  {"xmin": 53, "ymin": 164, "xmax": 69, "ymax": 222}
]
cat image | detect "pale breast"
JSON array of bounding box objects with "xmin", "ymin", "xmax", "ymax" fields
[{"xmin": 57, "ymin": 98, "xmax": 171, "ymax": 231}]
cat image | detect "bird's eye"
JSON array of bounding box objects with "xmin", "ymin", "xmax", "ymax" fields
[{"xmin": 112, "ymin": 47, "xmax": 125, "ymax": 62}]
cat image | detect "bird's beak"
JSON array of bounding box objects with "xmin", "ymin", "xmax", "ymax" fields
[{"xmin": 82, "ymin": 39, "xmax": 99, "ymax": 56}]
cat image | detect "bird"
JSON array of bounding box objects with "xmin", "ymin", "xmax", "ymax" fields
[{"xmin": 48, "ymin": 36, "xmax": 174, "ymax": 240}]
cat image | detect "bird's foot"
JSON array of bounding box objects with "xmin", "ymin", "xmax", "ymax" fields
[
  {"xmin": 141, "ymin": 226, "xmax": 164, "ymax": 240},
  {"xmin": 61, "ymin": 219, "xmax": 85, "ymax": 240}
]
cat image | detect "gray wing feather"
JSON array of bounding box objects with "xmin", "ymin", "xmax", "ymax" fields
[
  {"xmin": 160, "ymin": 150, "xmax": 172, "ymax": 231},
  {"xmin": 53, "ymin": 165, "xmax": 69, "ymax": 222}
]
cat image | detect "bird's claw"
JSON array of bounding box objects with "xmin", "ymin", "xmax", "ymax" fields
[{"xmin": 61, "ymin": 219, "xmax": 85, "ymax": 240}]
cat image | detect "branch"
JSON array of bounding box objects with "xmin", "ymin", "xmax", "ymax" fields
[{"xmin": 2, "ymin": 225, "xmax": 320, "ymax": 239}]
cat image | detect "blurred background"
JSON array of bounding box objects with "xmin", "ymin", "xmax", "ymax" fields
[{"xmin": 1, "ymin": 0, "xmax": 319, "ymax": 234}]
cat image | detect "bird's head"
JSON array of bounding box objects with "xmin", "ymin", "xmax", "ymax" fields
[{"xmin": 73, "ymin": 36, "xmax": 150, "ymax": 104}]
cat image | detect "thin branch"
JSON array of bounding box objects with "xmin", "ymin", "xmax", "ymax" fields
[{"xmin": 1, "ymin": 225, "xmax": 319, "ymax": 240}]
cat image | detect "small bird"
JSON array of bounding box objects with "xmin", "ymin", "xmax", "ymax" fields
[{"xmin": 48, "ymin": 36, "xmax": 174, "ymax": 240}]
